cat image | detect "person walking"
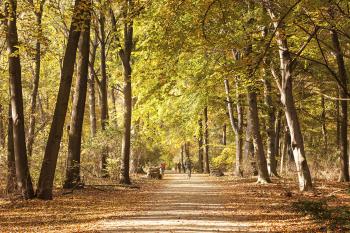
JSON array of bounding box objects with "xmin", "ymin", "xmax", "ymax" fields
[
  {"xmin": 177, "ymin": 162, "xmax": 182, "ymax": 173},
  {"xmin": 185, "ymin": 157, "xmax": 192, "ymax": 179}
]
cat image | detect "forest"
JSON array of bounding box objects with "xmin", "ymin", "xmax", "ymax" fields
[{"xmin": 0, "ymin": 0, "xmax": 350, "ymax": 232}]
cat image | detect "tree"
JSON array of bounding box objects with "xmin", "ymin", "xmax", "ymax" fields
[
  {"xmin": 6, "ymin": 104, "xmax": 16, "ymax": 193},
  {"xmin": 224, "ymin": 79, "xmax": 243, "ymax": 176},
  {"xmin": 26, "ymin": 0, "xmax": 46, "ymax": 158},
  {"xmin": 197, "ymin": 118, "xmax": 204, "ymax": 173},
  {"xmin": 109, "ymin": 0, "xmax": 134, "ymax": 184},
  {"xmin": 5, "ymin": 0, "xmax": 35, "ymax": 199},
  {"xmin": 36, "ymin": 0, "xmax": 91, "ymax": 199},
  {"xmin": 88, "ymin": 33, "xmax": 98, "ymax": 138},
  {"xmin": 247, "ymin": 91, "xmax": 271, "ymax": 184},
  {"xmin": 64, "ymin": 8, "xmax": 91, "ymax": 189},
  {"xmin": 263, "ymin": 75, "xmax": 278, "ymax": 176},
  {"xmin": 330, "ymin": 28, "xmax": 349, "ymax": 182},
  {"xmin": 99, "ymin": 2, "xmax": 109, "ymax": 177},
  {"xmin": 264, "ymin": 1, "xmax": 313, "ymax": 191},
  {"xmin": 203, "ymin": 106, "xmax": 210, "ymax": 173}
]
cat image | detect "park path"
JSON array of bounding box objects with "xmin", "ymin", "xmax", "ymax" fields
[{"xmin": 95, "ymin": 173, "xmax": 316, "ymax": 232}]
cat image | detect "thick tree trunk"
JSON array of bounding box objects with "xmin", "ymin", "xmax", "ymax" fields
[
  {"xmin": 247, "ymin": 92, "xmax": 271, "ymax": 183},
  {"xmin": 266, "ymin": 6, "xmax": 313, "ymax": 191},
  {"xmin": 63, "ymin": 16, "xmax": 90, "ymax": 189},
  {"xmin": 27, "ymin": 10, "xmax": 43, "ymax": 158},
  {"xmin": 224, "ymin": 79, "xmax": 243, "ymax": 176},
  {"xmin": 198, "ymin": 119, "xmax": 204, "ymax": 173},
  {"xmin": 36, "ymin": 0, "xmax": 90, "ymax": 200},
  {"xmin": 203, "ymin": 107, "xmax": 210, "ymax": 173},
  {"xmin": 244, "ymin": 106, "xmax": 257, "ymax": 176},
  {"xmin": 5, "ymin": 0, "xmax": 35, "ymax": 199},
  {"xmin": 263, "ymin": 77, "xmax": 278, "ymax": 176},
  {"xmin": 331, "ymin": 29, "xmax": 349, "ymax": 182},
  {"xmin": 7, "ymin": 105, "xmax": 17, "ymax": 193},
  {"xmin": 119, "ymin": 48, "xmax": 132, "ymax": 184},
  {"xmin": 282, "ymin": 84, "xmax": 312, "ymax": 190}
]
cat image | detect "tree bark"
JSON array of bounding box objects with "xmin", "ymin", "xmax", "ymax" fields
[
  {"xmin": 7, "ymin": 105, "xmax": 17, "ymax": 193},
  {"xmin": 203, "ymin": 107, "xmax": 210, "ymax": 173},
  {"xmin": 263, "ymin": 77, "xmax": 278, "ymax": 176},
  {"xmin": 63, "ymin": 14, "xmax": 91, "ymax": 189},
  {"xmin": 224, "ymin": 79, "xmax": 243, "ymax": 176},
  {"xmin": 109, "ymin": 0, "xmax": 133, "ymax": 184},
  {"xmin": 36, "ymin": 0, "xmax": 90, "ymax": 200},
  {"xmin": 181, "ymin": 144, "xmax": 185, "ymax": 172},
  {"xmin": 27, "ymin": 7, "xmax": 44, "ymax": 158},
  {"xmin": 331, "ymin": 29, "xmax": 349, "ymax": 182},
  {"xmin": 198, "ymin": 118, "xmax": 204, "ymax": 173},
  {"xmin": 5, "ymin": 0, "xmax": 35, "ymax": 199},
  {"xmin": 88, "ymin": 35, "xmax": 97, "ymax": 138},
  {"xmin": 265, "ymin": 5, "xmax": 313, "ymax": 191},
  {"xmin": 274, "ymin": 110, "xmax": 282, "ymax": 161},
  {"xmin": 247, "ymin": 92, "xmax": 271, "ymax": 183},
  {"xmin": 320, "ymin": 97, "xmax": 327, "ymax": 151},
  {"xmin": 222, "ymin": 124, "xmax": 227, "ymax": 146},
  {"xmin": 99, "ymin": 9, "xmax": 109, "ymax": 177},
  {"xmin": 0, "ymin": 104, "xmax": 5, "ymax": 149}
]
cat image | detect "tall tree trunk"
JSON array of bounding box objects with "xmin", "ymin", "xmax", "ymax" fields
[
  {"xmin": 265, "ymin": 5, "xmax": 313, "ymax": 191},
  {"xmin": 99, "ymin": 8, "xmax": 109, "ymax": 177},
  {"xmin": 5, "ymin": 0, "xmax": 35, "ymax": 199},
  {"xmin": 109, "ymin": 0, "xmax": 133, "ymax": 184},
  {"xmin": 247, "ymin": 92, "xmax": 271, "ymax": 183},
  {"xmin": 336, "ymin": 98, "xmax": 340, "ymax": 146},
  {"xmin": 119, "ymin": 44, "xmax": 132, "ymax": 184},
  {"xmin": 203, "ymin": 107, "xmax": 210, "ymax": 173},
  {"xmin": 274, "ymin": 110, "xmax": 282, "ymax": 162},
  {"xmin": 244, "ymin": 111, "xmax": 254, "ymax": 160},
  {"xmin": 27, "ymin": 8, "xmax": 44, "ymax": 158},
  {"xmin": 109, "ymin": 0, "xmax": 133, "ymax": 185},
  {"xmin": 222, "ymin": 124, "xmax": 226, "ymax": 145},
  {"xmin": 63, "ymin": 15, "xmax": 91, "ymax": 189},
  {"xmin": 111, "ymin": 88, "xmax": 118, "ymax": 121},
  {"xmin": 0, "ymin": 104, "xmax": 5, "ymax": 149},
  {"xmin": 7, "ymin": 105, "xmax": 17, "ymax": 193},
  {"xmin": 181, "ymin": 144, "xmax": 185, "ymax": 172},
  {"xmin": 198, "ymin": 118, "xmax": 204, "ymax": 173},
  {"xmin": 280, "ymin": 126, "xmax": 287, "ymax": 175},
  {"xmin": 320, "ymin": 97, "xmax": 327, "ymax": 151},
  {"xmin": 331, "ymin": 29, "xmax": 349, "ymax": 182},
  {"xmin": 263, "ymin": 77, "xmax": 278, "ymax": 176},
  {"xmin": 224, "ymin": 79, "xmax": 243, "ymax": 176},
  {"xmin": 88, "ymin": 34, "xmax": 98, "ymax": 138},
  {"xmin": 36, "ymin": 0, "xmax": 90, "ymax": 200}
]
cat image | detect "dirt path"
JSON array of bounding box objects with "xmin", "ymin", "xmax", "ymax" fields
[{"xmin": 95, "ymin": 173, "xmax": 318, "ymax": 232}]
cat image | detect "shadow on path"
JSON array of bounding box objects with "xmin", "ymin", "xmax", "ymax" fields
[{"xmin": 95, "ymin": 174, "xmax": 316, "ymax": 232}]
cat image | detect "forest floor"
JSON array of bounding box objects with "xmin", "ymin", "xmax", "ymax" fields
[{"xmin": 0, "ymin": 173, "xmax": 349, "ymax": 232}]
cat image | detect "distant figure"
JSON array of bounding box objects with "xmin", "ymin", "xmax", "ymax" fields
[
  {"xmin": 185, "ymin": 157, "xmax": 192, "ymax": 179},
  {"xmin": 160, "ymin": 162, "xmax": 166, "ymax": 175},
  {"xmin": 177, "ymin": 162, "xmax": 182, "ymax": 173}
]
